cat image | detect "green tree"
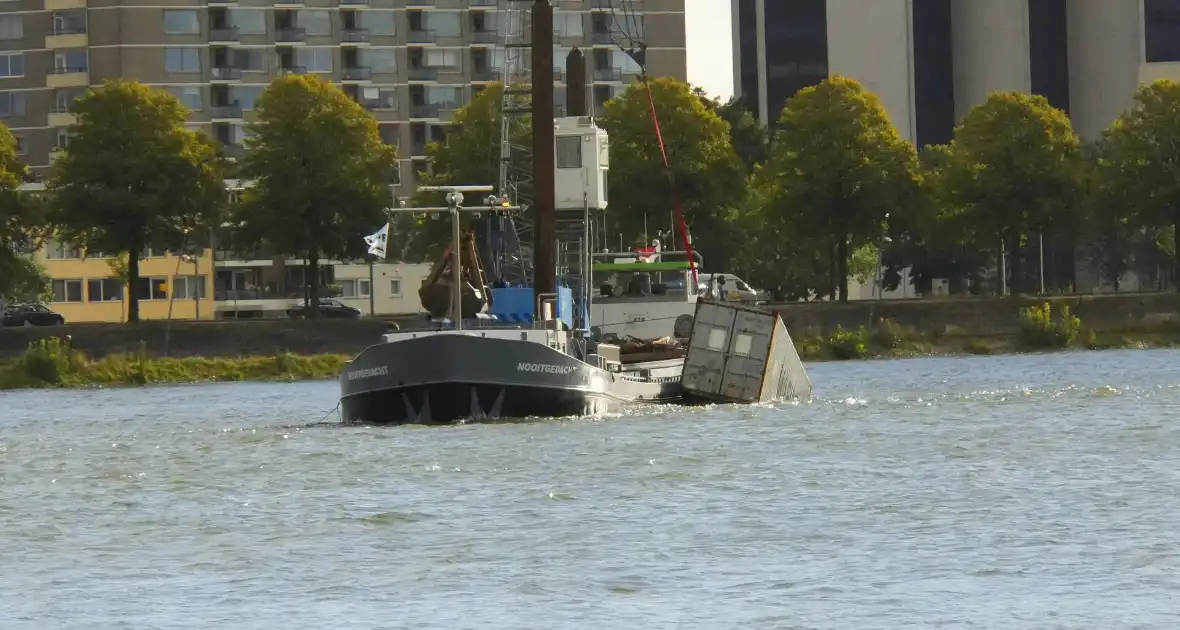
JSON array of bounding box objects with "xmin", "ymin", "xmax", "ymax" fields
[
  {"xmin": 713, "ymin": 96, "xmax": 769, "ymax": 173},
  {"xmin": 0, "ymin": 121, "xmax": 50, "ymax": 305},
  {"xmin": 755, "ymin": 75, "xmax": 919, "ymax": 302},
  {"xmin": 235, "ymin": 75, "xmax": 397, "ymax": 313},
  {"xmin": 597, "ymin": 77, "xmax": 743, "ymax": 267},
  {"xmin": 1098, "ymin": 79, "xmax": 1180, "ymax": 289},
  {"xmin": 884, "ymin": 144, "xmax": 996, "ymax": 296},
  {"xmin": 939, "ymin": 91, "xmax": 1083, "ymax": 294},
  {"xmin": 47, "ymin": 79, "xmax": 225, "ymax": 322}
]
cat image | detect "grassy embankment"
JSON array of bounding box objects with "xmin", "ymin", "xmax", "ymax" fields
[
  {"xmin": 2, "ymin": 302, "xmax": 1179, "ymax": 390},
  {"xmin": 0, "ymin": 337, "xmax": 350, "ymax": 390},
  {"xmin": 793, "ymin": 301, "xmax": 1180, "ymax": 361}
]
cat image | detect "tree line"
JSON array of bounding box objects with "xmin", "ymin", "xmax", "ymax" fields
[
  {"xmin": 423, "ymin": 75, "xmax": 1180, "ymax": 302},
  {"xmin": 4, "ymin": 73, "xmax": 1178, "ymax": 320},
  {"xmin": 0, "ymin": 76, "xmax": 395, "ymax": 322}
]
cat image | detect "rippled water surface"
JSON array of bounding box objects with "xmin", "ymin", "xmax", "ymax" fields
[{"xmin": 3, "ymin": 350, "xmax": 1180, "ymax": 629}]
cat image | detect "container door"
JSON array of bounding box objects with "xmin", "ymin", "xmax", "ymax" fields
[
  {"xmin": 681, "ymin": 302, "xmax": 737, "ymax": 396},
  {"xmin": 718, "ymin": 309, "xmax": 776, "ymax": 400}
]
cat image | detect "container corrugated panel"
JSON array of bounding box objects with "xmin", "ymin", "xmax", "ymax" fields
[{"xmin": 681, "ymin": 300, "xmax": 812, "ymax": 404}]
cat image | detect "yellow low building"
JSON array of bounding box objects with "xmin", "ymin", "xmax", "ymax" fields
[{"xmin": 35, "ymin": 241, "xmax": 216, "ymax": 323}]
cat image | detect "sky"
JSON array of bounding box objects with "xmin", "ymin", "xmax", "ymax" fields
[{"xmin": 685, "ymin": 0, "xmax": 735, "ymax": 100}]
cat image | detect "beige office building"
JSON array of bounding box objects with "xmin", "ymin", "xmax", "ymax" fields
[
  {"xmin": 0, "ymin": 0, "xmax": 685, "ymax": 192},
  {"xmin": 733, "ymin": 0, "xmax": 1180, "ymax": 145}
]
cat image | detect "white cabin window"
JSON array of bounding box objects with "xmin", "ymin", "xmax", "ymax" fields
[{"xmin": 556, "ymin": 136, "xmax": 581, "ymax": 168}]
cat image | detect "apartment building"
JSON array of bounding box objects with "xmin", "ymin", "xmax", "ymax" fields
[
  {"xmin": 33, "ymin": 242, "xmax": 218, "ymax": 323},
  {"xmin": 732, "ymin": 0, "xmax": 1180, "ymax": 144},
  {"xmin": 0, "ymin": 0, "xmax": 686, "ymax": 196}
]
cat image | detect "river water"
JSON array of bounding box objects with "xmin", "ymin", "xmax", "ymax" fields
[{"xmin": 2, "ymin": 350, "xmax": 1179, "ymax": 629}]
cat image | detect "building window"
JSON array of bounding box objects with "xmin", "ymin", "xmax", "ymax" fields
[
  {"xmin": 0, "ymin": 91, "xmax": 24, "ymax": 119},
  {"xmin": 230, "ymin": 85, "xmax": 264, "ymax": 110},
  {"xmin": 363, "ymin": 48, "xmax": 397, "ymax": 73},
  {"xmin": 390, "ymin": 160, "xmax": 401, "ymax": 186},
  {"xmin": 231, "ymin": 9, "xmax": 267, "ymax": 35},
  {"xmin": 87, "ymin": 278, "xmax": 124, "ymax": 302},
  {"xmin": 136, "ymin": 277, "xmax": 168, "ymax": 300},
  {"xmin": 361, "ymin": 11, "xmax": 395, "ymax": 36},
  {"xmin": 389, "ymin": 279, "xmax": 401, "ymax": 296},
  {"xmin": 54, "ymin": 88, "xmax": 85, "ymax": 113},
  {"xmin": 13, "ymin": 134, "xmax": 24, "ymax": 155},
  {"xmin": 0, "ymin": 15, "xmax": 21, "ymax": 39},
  {"xmin": 556, "ymin": 136, "xmax": 581, "ymax": 168},
  {"xmin": 234, "ymin": 49, "xmax": 268, "ymax": 72},
  {"xmin": 166, "ymin": 86, "xmax": 203, "ymax": 111},
  {"xmin": 163, "ymin": 9, "xmax": 199, "ymax": 35},
  {"xmin": 173, "ymin": 275, "xmax": 207, "ymax": 299},
  {"xmin": 0, "ymin": 52, "xmax": 24, "ymax": 78},
  {"xmin": 52, "ymin": 10, "xmax": 84, "ymax": 35},
  {"xmin": 425, "ymin": 11, "xmax": 461, "ymax": 37},
  {"xmin": 54, "ymin": 49, "xmax": 88, "ymax": 73},
  {"xmin": 45, "ymin": 240, "xmax": 81, "ymax": 259},
  {"xmin": 1028, "ymin": 0, "xmax": 1069, "ymax": 114},
  {"xmin": 298, "ymin": 9, "xmax": 331, "ymax": 35},
  {"xmin": 1145, "ymin": 0, "xmax": 1180, "ymax": 62},
  {"xmin": 763, "ymin": 0, "xmax": 827, "ymax": 123},
  {"xmin": 554, "ymin": 11, "xmax": 583, "ymax": 37},
  {"xmin": 912, "ymin": 0, "xmax": 955, "ymax": 148},
  {"xmin": 165, "ymin": 47, "xmax": 202, "ymax": 73},
  {"xmin": 425, "ymin": 48, "xmax": 461, "ymax": 70},
  {"xmin": 340, "ymin": 278, "xmax": 371, "ymax": 297},
  {"xmin": 140, "ymin": 246, "xmax": 167, "ymax": 258},
  {"xmin": 52, "ymin": 279, "xmax": 83, "ymax": 303},
  {"xmin": 296, "ymin": 48, "xmax": 333, "ymax": 72}
]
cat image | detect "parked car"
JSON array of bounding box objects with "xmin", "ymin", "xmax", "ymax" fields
[
  {"xmin": 2, "ymin": 303, "xmax": 66, "ymax": 327},
  {"xmin": 286, "ymin": 298, "xmax": 362, "ymax": 319}
]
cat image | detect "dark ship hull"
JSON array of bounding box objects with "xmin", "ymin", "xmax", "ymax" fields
[{"xmin": 339, "ymin": 332, "xmax": 682, "ymax": 425}]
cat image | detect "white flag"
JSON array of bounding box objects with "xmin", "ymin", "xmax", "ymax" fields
[{"xmin": 364, "ymin": 223, "xmax": 390, "ymax": 259}]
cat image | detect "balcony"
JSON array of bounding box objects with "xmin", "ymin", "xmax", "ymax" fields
[
  {"xmin": 471, "ymin": 31, "xmax": 498, "ymax": 45},
  {"xmin": 46, "ymin": 0, "xmax": 85, "ymax": 9},
  {"xmin": 471, "ymin": 68, "xmax": 496, "ymax": 82},
  {"xmin": 206, "ymin": 0, "xmax": 237, "ymax": 5},
  {"xmin": 210, "ymin": 66, "xmax": 243, "ymax": 82},
  {"xmin": 341, "ymin": 28, "xmax": 371, "ymax": 44},
  {"xmin": 340, "ymin": 0, "xmax": 370, "ymax": 4},
  {"xmin": 47, "ymin": 67, "xmax": 89, "ymax": 88},
  {"xmin": 591, "ymin": 31, "xmax": 614, "ymax": 45},
  {"xmin": 406, "ymin": 30, "xmax": 436, "ymax": 44},
  {"xmin": 273, "ymin": 0, "xmax": 304, "ymax": 7},
  {"xmin": 47, "ymin": 109, "xmax": 76, "ymax": 127},
  {"xmin": 208, "ymin": 26, "xmax": 240, "ymax": 43},
  {"xmin": 407, "ymin": 66, "xmax": 438, "ymax": 81},
  {"xmin": 341, "ymin": 66, "xmax": 372, "ymax": 82},
  {"xmin": 593, "ymin": 67, "xmax": 622, "ymax": 82},
  {"xmin": 210, "ymin": 104, "xmax": 244, "ymax": 119},
  {"xmin": 279, "ymin": 65, "xmax": 308, "ymax": 75},
  {"xmin": 406, "ymin": 0, "xmax": 435, "ymax": 5},
  {"xmin": 275, "ymin": 27, "xmax": 307, "ymax": 43},
  {"xmin": 358, "ymin": 99, "xmax": 396, "ymax": 112},
  {"xmin": 46, "ymin": 27, "xmax": 87, "ymax": 49},
  {"xmin": 410, "ymin": 104, "xmax": 442, "ymax": 119},
  {"xmin": 219, "ymin": 143, "xmax": 246, "ymax": 159},
  {"xmin": 469, "ymin": 0, "xmax": 496, "ymax": 5}
]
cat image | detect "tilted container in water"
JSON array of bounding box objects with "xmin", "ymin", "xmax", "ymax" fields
[{"xmin": 681, "ymin": 300, "xmax": 812, "ymax": 404}]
